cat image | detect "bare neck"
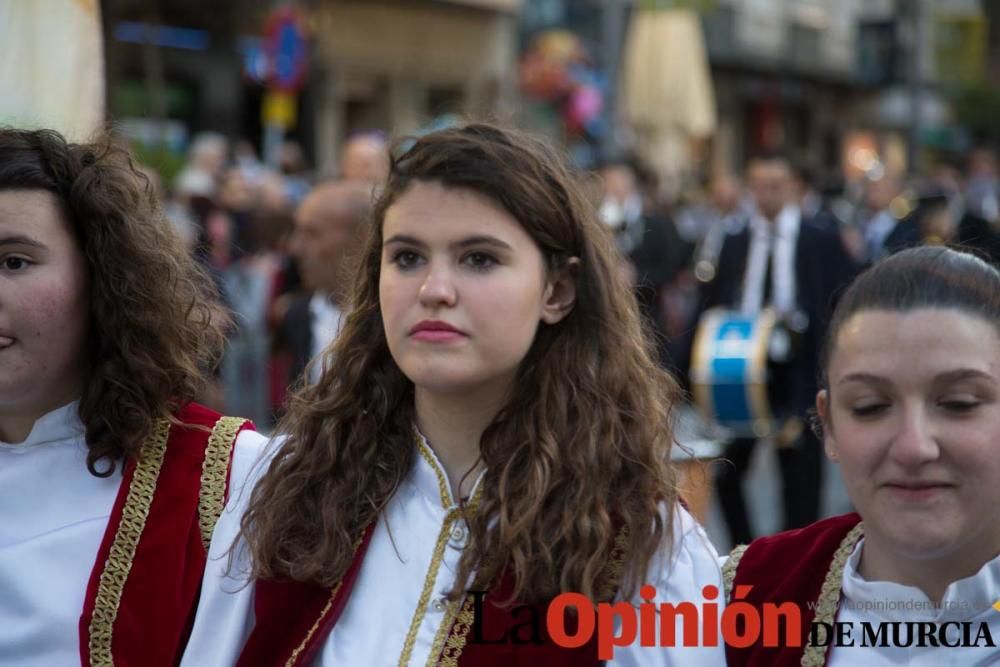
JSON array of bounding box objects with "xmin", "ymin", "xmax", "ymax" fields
[
  {"xmin": 0, "ymin": 395, "xmax": 79, "ymax": 444},
  {"xmin": 413, "ymin": 385, "xmax": 506, "ymax": 502}
]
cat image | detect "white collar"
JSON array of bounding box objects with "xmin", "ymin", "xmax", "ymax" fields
[
  {"xmin": 0, "ymin": 401, "xmax": 85, "ymax": 451},
  {"xmin": 842, "ymin": 537, "xmax": 1000, "ymax": 622},
  {"xmin": 411, "ymin": 428, "xmax": 486, "ymax": 510}
]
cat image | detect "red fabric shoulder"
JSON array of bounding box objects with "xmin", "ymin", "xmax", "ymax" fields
[
  {"xmin": 79, "ymin": 404, "xmax": 255, "ymax": 666},
  {"xmin": 173, "ymin": 400, "xmax": 224, "ymax": 428},
  {"xmin": 726, "ymin": 513, "xmax": 861, "ymax": 667},
  {"xmin": 237, "ymin": 521, "xmax": 377, "ymax": 667}
]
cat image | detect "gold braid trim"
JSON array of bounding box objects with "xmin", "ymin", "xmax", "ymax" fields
[
  {"xmin": 286, "ymin": 527, "xmax": 371, "ymax": 667},
  {"xmin": 434, "ymin": 593, "xmax": 477, "ymax": 667},
  {"xmin": 722, "ymin": 544, "xmax": 749, "ymax": 600},
  {"xmin": 598, "ymin": 523, "xmax": 631, "ymax": 602},
  {"xmin": 801, "ymin": 522, "xmax": 864, "ymax": 667},
  {"xmin": 414, "ymin": 429, "xmax": 452, "ymax": 509},
  {"xmin": 406, "ymin": 428, "xmax": 487, "ymax": 666},
  {"xmin": 198, "ymin": 416, "xmax": 248, "ymax": 550},
  {"xmin": 398, "ymin": 508, "xmax": 462, "ymax": 667},
  {"xmin": 431, "ymin": 521, "xmax": 631, "ymax": 666},
  {"xmin": 285, "ymin": 580, "xmax": 343, "ymax": 667},
  {"xmin": 87, "ymin": 419, "xmax": 171, "ymax": 667}
]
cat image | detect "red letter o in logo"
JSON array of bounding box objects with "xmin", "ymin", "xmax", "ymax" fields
[{"xmin": 547, "ymin": 593, "xmax": 596, "ymax": 648}]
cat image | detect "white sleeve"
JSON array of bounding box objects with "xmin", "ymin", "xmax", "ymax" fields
[
  {"xmin": 608, "ymin": 506, "xmax": 727, "ymax": 667},
  {"xmin": 179, "ymin": 430, "xmax": 282, "ymax": 667}
]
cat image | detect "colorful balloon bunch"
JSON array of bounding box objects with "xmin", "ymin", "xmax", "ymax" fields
[{"xmin": 519, "ymin": 30, "xmax": 606, "ymax": 138}]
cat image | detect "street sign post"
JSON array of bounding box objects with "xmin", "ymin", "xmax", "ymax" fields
[{"xmin": 260, "ymin": 7, "xmax": 309, "ymax": 166}]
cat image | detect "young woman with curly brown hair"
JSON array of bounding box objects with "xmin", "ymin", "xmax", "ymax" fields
[
  {"xmin": 0, "ymin": 127, "xmax": 267, "ymax": 666},
  {"xmin": 183, "ymin": 124, "xmax": 723, "ymax": 666}
]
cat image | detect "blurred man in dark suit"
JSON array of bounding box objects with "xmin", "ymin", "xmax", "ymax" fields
[
  {"xmin": 597, "ymin": 158, "xmax": 686, "ymax": 366},
  {"xmin": 278, "ymin": 181, "xmax": 372, "ymax": 385},
  {"xmin": 697, "ymin": 152, "xmax": 858, "ymax": 546}
]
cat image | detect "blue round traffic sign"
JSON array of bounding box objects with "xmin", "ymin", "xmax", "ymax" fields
[{"xmin": 264, "ymin": 8, "xmax": 309, "ymax": 92}]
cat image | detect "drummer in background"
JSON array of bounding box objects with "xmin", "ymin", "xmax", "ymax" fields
[{"xmin": 696, "ymin": 151, "xmax": 858, "ymax": 546}]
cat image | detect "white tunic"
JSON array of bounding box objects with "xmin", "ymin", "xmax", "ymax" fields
[
  {"xmin": 182, "ymin": 433, "xmax": 726, "ymax": 666},
  {"xmin": 827, "ymin": 538, "xmax": 1000, "ymax": 667},
  {"xmin": 0, "ymin": 401, "xmax": 266, "ymax": 666}
]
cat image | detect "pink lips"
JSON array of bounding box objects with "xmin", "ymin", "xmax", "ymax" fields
[
  {"xmin": 409, "ymin": 320, "xmax": 466, "ymax": 343},
  {"xmin": 884, "ymin": 481, "xmax": 953, "ymax": 501},
  {"xmin": 0, "ymin": 335, "xmax": 13, "ymax": 349}
]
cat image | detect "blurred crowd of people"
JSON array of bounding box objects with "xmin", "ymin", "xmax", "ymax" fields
[
  {"xmin": 597, "ymin": 145, "xmax": 1000, "ymax": 381},
  {"xmin": 597, "ymin": 144, "xmax": 1000, "ymax": 547},
  {"xmin": 150, "ymin": 130, "xmax": 388, "ymax": 428},
  {"xmin": 150, "ymin": 125, "xmax": 1000, "ymax": 476}
]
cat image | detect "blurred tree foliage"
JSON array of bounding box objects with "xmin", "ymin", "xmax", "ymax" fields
[
  {"xmin": 130, "ymin": 141, "xmax": 187, "ymax": 186},
  {"xmin": 952, "ymin": 83, "xmax": 1000, "ymax": 146}
]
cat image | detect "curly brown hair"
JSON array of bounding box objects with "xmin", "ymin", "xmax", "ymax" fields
[
  {"xmin": 241, "ymin": 123, "xmax": 682, "ymax": 603},
  {"xmin": 0, "ymin": 127, "xmax": 229, "ymax": 476}
]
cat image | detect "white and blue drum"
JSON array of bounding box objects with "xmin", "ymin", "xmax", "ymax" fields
[{"xmin": 690, "ymin": 308, "xmax": 777, "ymax": 439}]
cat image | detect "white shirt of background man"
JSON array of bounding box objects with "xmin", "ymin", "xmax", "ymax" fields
[
  {"xmin": 309, "ymin": 292, "xmax": 344, "ymax": 385},
  {"xmin": 740, "ymin": 204, "xmax": 801, "ymax": 317}
]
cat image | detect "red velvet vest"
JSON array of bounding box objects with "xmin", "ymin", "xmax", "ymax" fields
[
  {"xmin": 78, "ymin": 402, "xmax": 254, "ymax": 666},
  {"xmin": 237, "ymin": 525, "xmax": 627, "ymax": 666},
  {"xmin": 723, "ymin": 513, "xmax": 863, "ymax": 667}
]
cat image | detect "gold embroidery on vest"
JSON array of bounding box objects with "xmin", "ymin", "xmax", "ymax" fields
[
  {"xmin": 434, "ymin": 593, "xmax": 476, "ymax": 667},
  {"xmin": 286, "ymin": 528, "xmax": 371, "ymax": 667},
  {"xmin": 801, "ymin": 522, "xmax": 864, "ymax": 667},
  {"xmin": 598, "ymin": 523, "xmax": 630, "ymax": 602},
  {"xmin": 286, "ymin": 582, "xmax": 342, "ymax": 667},
  {"xmin": 198, "ymin": 416, "xmax": 247, "ymax": 549},
  {"xmin": 87, "ymin": 418, "xmax": 171, "ymax": 666},
  {"xmin": 723, "ymin": 543, "xmax": 750, "ymax": 600},
  {"xmin": 433, "ymin": 522, "xmax": 631, "ymax": 666}
]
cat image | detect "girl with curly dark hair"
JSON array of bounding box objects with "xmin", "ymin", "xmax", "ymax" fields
[
  {"xmin": 0, "ymin": 127, "xmax": 267, "ymax": 666},
  {"xmin": 184, "ymin": 124, "xmax": 723, "ymax": 666}
]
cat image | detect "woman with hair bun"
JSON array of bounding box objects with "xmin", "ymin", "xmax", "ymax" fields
[
  {"xmin": 0, "ymin": 128, "xmax": 267, "ymax": 665},
  {"xmin": 183, "ymin": 124, "xmax": 724, "ymax": 666},
  {"xmin": 723, "ymin": 246, "xmax": 1000, "ymax": 666}
]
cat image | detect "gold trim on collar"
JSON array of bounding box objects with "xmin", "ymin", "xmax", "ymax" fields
[
  {"xmin": 87, "ymin": 418, "xmax": 171, "ymax": 667},
  {"xmin": 198, "ymin": 416, "xmax": 247, "ymax": 549},
  {"xmin": 801, "ymin": 522, "xmax": 864, "ymax": 667},
  {"xmin": 415, "ymin": 430, "xmax": 453, "ymax": 509},
  {"xmin": 413, "ymin": 428, "xmax": 486, "ymax": 511}
]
